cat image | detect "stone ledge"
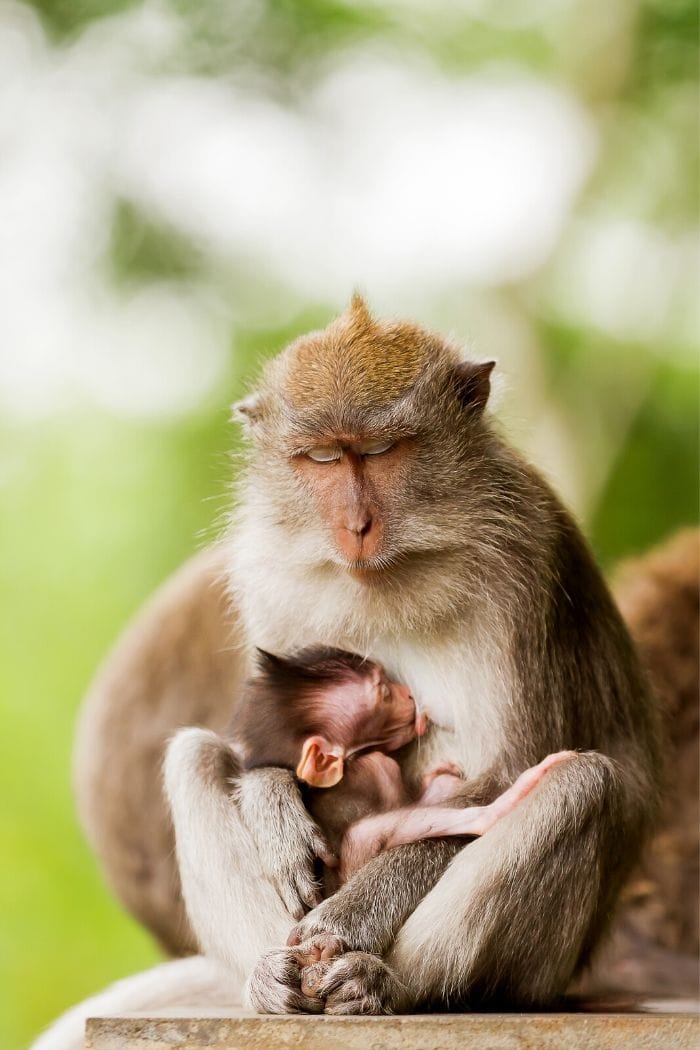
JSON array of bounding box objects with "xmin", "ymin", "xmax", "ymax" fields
[{"xmin": 86, "ymin": 1001, "xmax": 699, "ymax": 1050}]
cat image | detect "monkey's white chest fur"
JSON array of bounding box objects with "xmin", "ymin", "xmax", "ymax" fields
[
  {"xmin": 370, "ymin": 634, "xmax": 509, "ymax": 779},
  {"xmin": 229, "ymin": 534, "xmax": 510, "ymax": 780}
]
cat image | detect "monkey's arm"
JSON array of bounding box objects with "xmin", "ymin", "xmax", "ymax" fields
[
  {"xmin": 164, "ymin": 728, "xmax": 336, "ymax": 978},
  {"xmin": 235, "ymin": 766, "xmax": 338, "ymax": 917}
]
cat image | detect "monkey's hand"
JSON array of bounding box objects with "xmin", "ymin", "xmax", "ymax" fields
[
  {"xmin": 235, "ymin": 767, "xmax": 338, "ymax": 920},
  {"xmin": 287, "ymin": 839, "xmax": 463, "ymax": 956},
  {"xmin": 306, "ymin": 951, "xmax": 412, "ymax": 1015},
  {"xmin": 246, "ymin": 934, "xmax": 347, "ymax": 1014}
]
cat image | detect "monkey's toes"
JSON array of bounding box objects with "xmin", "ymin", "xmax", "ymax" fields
[
  {"xmin": 315, "ymin": 952, "xmax": 404, "ymax": 1015},
  {"xmin": 300, "ymin": 961, "xmax": 329, "ymax": 998},
  {"xmin": 246, "ymin": 947, "xmax": 324, "ymax": 1015},
  {"xmin": 291, "ymin": 933, "xmax": 348, "ymax": 966}
]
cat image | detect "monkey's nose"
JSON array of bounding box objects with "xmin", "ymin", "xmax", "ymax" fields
[
  {"xmin": 348, "ymin": 514, "xmax": 372, "ymax": 537},
  {"xmin": 336, "ymin": 516, "xmax": 383, "ymax": 561}
]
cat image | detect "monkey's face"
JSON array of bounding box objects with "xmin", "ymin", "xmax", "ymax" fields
[
  {"xmin": 289, "ymin": 437, "xmax": 409, "ymax": 571},
  {"xmin": 345, "ymin": 661, "xmax": 426, "ymax": 754},
  {"xmin": 234, "ymin": 298, "xmax": 495, "ymax": 578}
]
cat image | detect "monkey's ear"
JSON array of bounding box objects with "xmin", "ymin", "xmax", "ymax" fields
[
  {"xmin": 296, "ymin": 737, "xmax": 345, "ymax": 788},
  {"xmin": 453, "ymin": 360, "xmax": 495, "ymax": 414},
  {"xmin": 232, "ymin": 391, "xmax": 266, "ymax": 427}
]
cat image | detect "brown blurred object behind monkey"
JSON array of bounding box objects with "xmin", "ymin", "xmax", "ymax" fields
[{"xmin": 578, "ymin": 528, "xmax": 699, "ymax": 996}]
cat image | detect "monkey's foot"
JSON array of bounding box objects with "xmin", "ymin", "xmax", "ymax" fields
[
  {"xmin": 291, "ymin": 932, "xmax": 348, "ymax": 965},
  {"xmin": 246, "ymin": 947, "xmax": 325, "ymax": 1014},
  {"xmin": 314, "ymin": 951, "xmax": 411, "ymax": 1015},
  {"xmin": 290, "ymin": 933, "xmax": 349, "ymax": 1003}
]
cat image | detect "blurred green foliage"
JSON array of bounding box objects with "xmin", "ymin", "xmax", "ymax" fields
[
  {"xmin": 1, "ymin": 1, "xmax": 697, "ymax": 1049},
  {"xmin": 109, "ymin": 200, "xmax": 204, "ymax": 284}
]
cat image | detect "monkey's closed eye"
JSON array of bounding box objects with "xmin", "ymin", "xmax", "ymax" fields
[
  {"xmin": 358, "ymin": 438, "xmax": 394, "ymax": 456},
  {"xmin": 306, "ymin": 447, "xmax": 342, "ymax": 463}
]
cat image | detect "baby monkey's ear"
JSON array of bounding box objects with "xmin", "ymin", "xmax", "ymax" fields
[{"xmin": 296, "ymin": 736, "xmax": 345, "ymax": 788}]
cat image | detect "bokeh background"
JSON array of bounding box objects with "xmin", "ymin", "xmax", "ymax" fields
[{"xmin": 0, "ymin": 1, "xmax": 697, "ymax": 1046}]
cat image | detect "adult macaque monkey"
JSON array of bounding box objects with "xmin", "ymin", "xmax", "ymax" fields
[{"xmin": 67, "ymin": 295, "xmax": 663, "ymax": 1026}]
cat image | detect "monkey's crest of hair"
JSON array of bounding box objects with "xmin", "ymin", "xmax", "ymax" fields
[
  {"xmin": 236, "ymin": 294, "xmax": 491, "ymax": 446},
  {"xmin": 282, "ymin": 294, "xmax": 439, "ymax": 412}
]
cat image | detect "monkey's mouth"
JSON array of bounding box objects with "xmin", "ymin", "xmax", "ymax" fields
[
  {"xmin": 343, "ymin": 553, "xmax": 398, "ymax": 577},
  {"xmin": 414, "ymin": 710, "xmax": 428, "ymax": 737}
]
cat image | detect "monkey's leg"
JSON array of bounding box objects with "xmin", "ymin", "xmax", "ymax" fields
[
  {"xmin": 164, "ymin": 727, "xmax": 337, "ymax": 987},
  {"xmin": 333, "ymin": 752, "xmax": 573, "ymax": 886},
  {"xmin": 74, "ymin": 545, "xmax": 246, "ymax": 956},
  {"xmin": 388, "ymin": 751, "xmax": 641, "ymax": 1008},
  {"xmin": 297, "ymin": 752, "xmax": 646, "ymax": 1012}
]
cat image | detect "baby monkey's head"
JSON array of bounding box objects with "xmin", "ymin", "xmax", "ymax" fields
[{"xmin": 234, "ymin": 646, "xmax": 426, "ymax": 787}]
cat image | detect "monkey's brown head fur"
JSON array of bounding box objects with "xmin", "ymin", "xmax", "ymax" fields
[
  {"xmin": 237, "ymin": 295, "xmax": 492, "ymax": 442},
  {"xmin": 282, "ymin": 293, "xmax": 436, "ymax": 415},
  {"xmin": 234, "ymin": 296, "xmax": 497, "ymax": 587}
]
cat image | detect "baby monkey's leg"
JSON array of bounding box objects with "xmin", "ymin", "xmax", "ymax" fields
[
  {"xmin": 388, "ymin": 751, "xmax": 577, "ymax": 844},
  {"xmin": 468, "ymin": 751, "xmax": 577, "ymax": 833},
  {"xmin": 342, "ymin": 751, "xmax": 576, "ymax": 872}
]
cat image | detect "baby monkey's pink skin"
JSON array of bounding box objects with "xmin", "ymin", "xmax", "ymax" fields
[{"xmin": 337, "ymin": 750, "xmax": 577, "ymax": 881}]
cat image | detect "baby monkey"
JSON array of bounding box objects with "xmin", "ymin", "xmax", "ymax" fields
[
  {"xmin": 230, "ymin": 647, "xmax": 570, "ymax": 887},
  {"xmin": 230, "ymin": 647, "xmax": 572, "ymax": 1005}
]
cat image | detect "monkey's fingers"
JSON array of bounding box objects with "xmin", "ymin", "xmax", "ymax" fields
[
  {"xmin": 272, "ymin": 863, "xmax": 321, "ymax": 920},
  {"xmin": 290, "ymin": 868, "xmax": 323, "ymax": 917},
  {"xmin": 312, "ymin": 831, "xmax": 339, "ymax": 869}
]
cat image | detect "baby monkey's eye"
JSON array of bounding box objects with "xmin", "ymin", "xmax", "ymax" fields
[
  {"xmin": 358, "ymin": 438, "xmax": 394, "ymax": 456},
  {"xmin": 306, "ymin": 447, "xmax": 342, "ymax": 463}
]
